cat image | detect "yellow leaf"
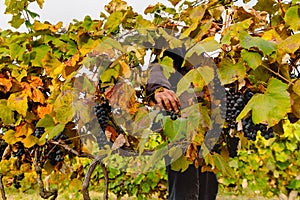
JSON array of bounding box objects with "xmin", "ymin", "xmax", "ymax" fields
[
  {"xmin": 119, "ymin": 60, "xmax": 131, "ymax": 78},
  {"xmin": 31, "ymin": 88, "xmax": 45, "ymax": 104},
  {"xmin": 22, "ymin": 135, "xmax": 38, "ymax": 148},
  {"xmin": 15, "ymin": 123, "xmax": 34, "ymax": 138},
  {"xmin": 7, "ymin": 92, "xmax": 28, "ymax": 117},
  {"xmin": 33, "ymin": 21, "xmax": 50, "ymax": 31},
  {"xmin": 3, "ymin": 130, "xmax": 18, "ymax": 145},
  {"xmin": 0, "ymin": 78, "xmax": 12, "ymax": 92}
]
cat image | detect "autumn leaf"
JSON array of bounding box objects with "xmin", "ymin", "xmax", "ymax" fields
[
  {"xmin": 111, "ymin": 134, "xmax": 128, "ymax": 150},
  {"xmin": 0, "ymin": 78, "xmax": 12, "ymax": 93},
  {"xmin": 37, "ymin": 104, "xmax": 53, "ymax": 118},
  {"xmin": 7, "ymin": 92, "xmax": 28, "ymax": 117}
]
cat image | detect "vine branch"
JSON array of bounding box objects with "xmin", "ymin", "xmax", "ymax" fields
[
  {"xmin": 0, "ymin": 174, "xmax": 6, "ymax": 200},
  {"xmin": 34, "ymin": 147, "xmax": 58, "ymax": 200}
]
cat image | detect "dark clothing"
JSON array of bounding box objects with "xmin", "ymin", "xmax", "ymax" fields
[
  {"xmin": 167, "ymin": 165, "xmax": 218, "ymax": 200},
  {"xmin": 146, "ymin": 50, "xmax": 219, "ymax": 200}
]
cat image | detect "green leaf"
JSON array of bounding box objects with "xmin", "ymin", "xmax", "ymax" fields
[
  {"xmin": 163, "ymin": 117, "xmax": 186, "ymax": 141},
  {"xmin": 10, "ymin": 43, "xmax": 26, "ymax": 60},
  {"xmin": 239, "ymin": 31, "xmax": 277, "ymax": 55},
  {"xmin": 284, "ymin": 6, "xmax": 300, "ymax": 31},
  {"xmin": 31, "ymin": 45, "xmax": 51, "ymax": 66},
  {"xmin": 47, "ymin": 124, "xmax": 65, "ymax": 140},
  {"xmin": 186, "ymin": 37, "xmax": 221, "ymax": 58},
  {"xmin": 170, "ymin": 155, "xmax": 192, "ymax": 172},
  {"xmin": 7, "ymin": 92, "xmax": 28, "ymax": 117},
  {"xmin": 218, "ymin": 58, "xmax": 246, "ymax": 85},
  {"xmin": 36, "ymin": 114, "xmax": 55, "ymax": 128},
  {"xmin": 104, "ymin": 11, "xmax": 123, "ymax": 33},
  {"xmin": 237, "ymin": 78, "xmax": 290, "ymax": 126},
  {"xmin": 0, "ymin": 100, "xmax": 15, "ymax": 125},
  {"xmin": 159, "ymin": 56, "xmax": 175, "ymax": 79},
  {"xmin": 212, "ymin": 153, "xmax": 235, "ymax": 177},
  {"xmin": 176, "ymin": 66, "xmax": 214, "ymax": 96},
  {"xmin": 25, "ymin": 9, "xmax": 40, "ymax": 18},
  {"xmin": 241, "ymin": 49, "xmax": 262, "ymax": 70},
  {"xmin": 9, "ymin": 14, "xmax": 25, "ymax": 29},
  {"xmin": 83, "ymin": 15, "xmax": 93, "ymax": 30}
]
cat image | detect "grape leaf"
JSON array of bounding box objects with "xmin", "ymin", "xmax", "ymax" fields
[
  {"xmin": 2, "ymin": 130, "xmax": 18, "ymax": 145},
  {"xmin": 170, "ymin": 155, "xmax": 192, "ymax": 172},
  {"xmin": 239, "ymin": 31, "xmax": 277, "ymax": 56},
  {"xmin": 237, "ymin": 78, "xmax": 290, "ymax": 126},
  {"xmin": 7, "ymin": 92, "xmax": 28, "ymax": 117},
  {"xmin": 212, "ymin": 154, "xmax": 235, "ymax": 177},
  {"xmin": 284, "ymin": 6, "xmax": 300, "ymax": 32},
  {"xmin": 241, "ymin": 49, "xmax": 262, "ymax": 70},
  {"xmin": 159, "ymin": 56, "xmax": 175, "ymax": 79},
  {"xmin": 104, "ymin": 11, "xmax": 123, "ymax": 33},
  {"xmin": 46, "ymin": 124, "xmax": 65, "ymax": 140},
  {"xmin": 185, "ymin": 37, "xmax": 221, "ymax": 58},
  {"xmin": 293, "ymin": 80, "xmax": 300, "ymax": 97},
  {"xmin": 36, "ymin": 114, "xmax": 55, "ymax": 128},
  {"xmin": 218, "ymin": 58, "xmax": 246, "ymax": 85},
  {"xmin": 0, "ymin": 102, "xmax": 15, "ymax": 125},
  {"xmin": 278, "ymin": 34, "xmax": 300, "ymax": 54}
]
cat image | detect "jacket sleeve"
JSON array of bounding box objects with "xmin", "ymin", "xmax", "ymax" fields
[{"xmin": 146, "ymin": 63, "xmax": 171, "ymax": 96}]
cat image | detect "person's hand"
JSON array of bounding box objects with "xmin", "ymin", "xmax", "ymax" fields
[{"xmin": 154, "ymin": 88, "xmax": 180, "ymax": 112}]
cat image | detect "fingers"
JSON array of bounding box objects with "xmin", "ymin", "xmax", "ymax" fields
[{"xmin": 154, "ymin": 88, "xmax": 180, "ymax": 112}]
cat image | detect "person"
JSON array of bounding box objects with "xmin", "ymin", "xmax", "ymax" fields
[{"xmin": 146, "ymin": 47, "xmax": 219, "ymax": 200}]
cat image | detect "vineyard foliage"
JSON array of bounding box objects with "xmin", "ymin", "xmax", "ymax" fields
[{"xmin": 0, "ymin": 0, "xmax": 300, "ymax": 199}]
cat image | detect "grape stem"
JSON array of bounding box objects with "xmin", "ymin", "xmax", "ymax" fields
[{"xmin": 262, "ymin": 64, "xmax": 294, "ymax": 85}]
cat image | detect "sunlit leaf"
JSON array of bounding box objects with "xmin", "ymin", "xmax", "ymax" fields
[
  {"xmin": 104, "ymin": 11, "xmax": 123, "ymax": 33},
  {"xmin": 278, "ymin": 34, "xmax": 300, "ymax": 54},
  {"xmin": 36, "ymin": 0, "xmax": 44, "ymax": 9},
  {"xmin": 284, "ymin": 6, "xmax": 300, "ymax": 31},
  {"xmin": 237, "ymin": 78, "xmax": 290, "ymax": 126},
  {"xmin": 7, "ymin": 92, "xmax": 28, "ymax": 117},
  {"xmin": 3, "ymin": 130, "xmax": 18, "ymax": 145},
  {"xmin": 22, "ymin": 135, "xmax": 38, "ymax": 148},
  {"xmin": 293, "ymin": 80, "xmax": 300, "ymax": 97},
  {"xmin": 9, "ymin": 14, "xmax": 24, "ymax": 28}
]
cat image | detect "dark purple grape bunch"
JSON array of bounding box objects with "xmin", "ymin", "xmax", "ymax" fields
[
  {"xmin": 48, "ymin": 146, "xmax": 64, "ymax": 165},
  {"xmin": 32, "ymin": 127, "xmax": 45, "ymax": 139},
  {"xmin": 13, "ymin": 173, "xmax": 24, "ymax": 189},
  {"xmin": 94, "ymin": 99, "xmax": 111, "ymax": 129},
  {"xmin": 242, "ymin": 116, "xmax": 274, "ymax": 141},
  {"xmin": 13, "ymin": 142, "xmax": 25, "ymax": 158},
  {"xmin": 162, "ymin": 109, "xmax": 181, "ymax": 120}
]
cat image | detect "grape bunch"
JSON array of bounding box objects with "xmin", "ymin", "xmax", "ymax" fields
[
  {"xmin": 48, "ymin": 146, "xmax": 64, "ymax": 165},
  {"xmin": 32, "ymin": 127, "xmax": 45, "ymax": 138},
  {"xmin": 13, "ymin": 142, "xmax": 25, "ymax": 158},
  {"xmin": 95, "ymin": 128, "xmax": 110, "ymax": 149},
  {"xmin": 13, "ymin": 173, "xmax": 24, "ymax": 189},
  {"xmin": 94, "ymin": 100, "xmax": 111, "ymax": 129},
  {"xmin": 162, "ymin": 109, "xmax": 181, "ymax": 120},
  {"xmin": 242, "ymin": 116, "xmax": 274, "ymax": 141}
]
